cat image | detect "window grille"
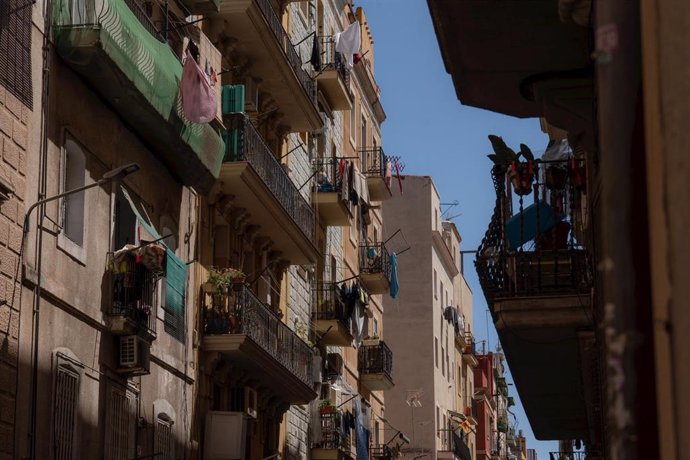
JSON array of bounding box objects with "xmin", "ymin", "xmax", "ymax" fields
[
  {"xmin": 104, "ymin": 384, "xmax": 136, "ymax": 460},
  {"xmin": 155, "ymin": 416, "xmax": 174, "ymax": 460},
  {"xmin": 53, "ymin": 364, "xmax": 80, "ymax": 460}
]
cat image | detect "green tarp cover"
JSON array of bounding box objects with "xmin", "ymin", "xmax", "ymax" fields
[{"xmin": 53, "ymin": 0, "xmax": 225, "ymax": 184}]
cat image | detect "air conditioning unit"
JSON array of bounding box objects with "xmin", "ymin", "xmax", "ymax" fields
[
  {"xmin": 244, "ymin": 387, "xmax": 257, "ymax": 419},
  {"xmin": 117, "ymin": 335, "xmax": 151, "ymax": 376}
]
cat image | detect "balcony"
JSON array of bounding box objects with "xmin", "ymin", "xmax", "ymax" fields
[
  {"xmin": 312, "ymin": 158, "xmax": 352, "ymax": 227},
  {"xmin": 549, "ymin": 454, "xmax": 586, "ymax": 460},
  {"xmin": 358, "ymin": 340, "xmax": 394, "ymax": 391},
  {"xmin": 359, "ymin": 243, "xmax": 391, "ymax": 295},
  {"xmin": 52, "ymin": 0, "xmax": 225, "ymax": 193},
  {"xmin": 209, "ymin": 0, "xmax": 321, "ymax": 131},
  {"xmin": 203, "ymin": 284, "xmax": 317, "ymax": 404},
  {"xmin": 474, "ymin": 158, "xmax": 593, "ymax": 439},
  {"xmin": 311, "ymin": 405, "xmax": 351, "ymax": 460},
  {"xmin": 106, "ymin": 250, "xmax": 162, "ymax": 341},
  {"xmin": 359, "ymin": 147, "xmax": 392, "ymax": 201},
  {"xmin": 371, "ymin": 445, "xmax": 394, "ymax": 460},
  {"xmin": 438, "ymin": 429, "xmax": 472, "ymax": 460},
  {"xmin": 315, "ymin": 38, "xmax": 353, "ymax": 111},
  {"xmin": 462, "ymin": 333, "xmax": 478, "ymax": 367},
  {"xmin": 312, "ymin": 282, "xmax": 353, "ymax": 346},
  {"xmin": 217, "ymin": 113, "xmax": 318, "ymax": 264}
]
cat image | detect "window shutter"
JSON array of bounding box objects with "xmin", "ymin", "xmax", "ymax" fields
[
  {"xmin": 164, "ymin": 249, "xmax": 186, "ymax": 342},
  {"xmin": 0, "ymin": 0, "xmax": 33, "ymax": 108},
  {"xmin": 221, "ymin": 84, "xmax": 245, "ymax": 114},
  {"xmin": 54, "ymin": 365, "xmax": 80, "ymax": 460}
]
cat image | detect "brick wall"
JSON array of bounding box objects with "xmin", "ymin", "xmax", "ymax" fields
[{"xmin": 0, "ymin": 86, "xmax": 28, "ymax": 460}]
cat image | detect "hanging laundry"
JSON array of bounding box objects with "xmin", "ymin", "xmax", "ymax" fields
[
  {"xmin": 180, "ymin": 48, "xmax": 216, "ymax": 124},
  {"xmin": 335, "ymin": 21, "xmax": 361, "ymax": 69},
  {"xmin": 394, "ymin": 159, "xmax": 404, "ymax": 195},
  {"xmin": 310, "ymin": 32, "xmax": 321, "ymax": 71},
  {"xmin": 390, "ymin": 251, "xmax": 399, "ymax": 299},
  {"xmin": 385, "ymin": 158, "xmax": 392, "ymax": 188}
]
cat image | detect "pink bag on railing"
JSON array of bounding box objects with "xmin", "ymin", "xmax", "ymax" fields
[{"xmin": 180, "ymin": 49, "xmax": 216, "ymax": 124}]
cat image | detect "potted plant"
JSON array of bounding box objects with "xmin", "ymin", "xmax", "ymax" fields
[
  {"xmin": 319, "ymin": 399, "xmax": 335, "ymax": 415},
  {"xmin": 487, "ymin": 135, "xmax": 536, "ymax": 196},
  {"xmin": 205, "ymin": 267, "xmax": 246, "ymax": 294}
]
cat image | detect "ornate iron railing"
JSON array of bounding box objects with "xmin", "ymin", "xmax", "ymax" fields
[
  {"xmin": 313, "ymin": 157, "xmax": 347, "ymax": 195},
  {"xmin": 438, "ymin": 429, "xmax": 472, "ymax": 460},
  {"xmin": 359, "ymin": 242, "xmax": 392, "ymax": 281},
  {"xmin": 464, "ymin": 331, "xmax": 476, "ymax": 355},
  {"xmin": 224, "ymin": 113, "xmax": 315, "ymax": 245},
  {"xmin": 358, "ymin": 341, "xmax": 393, "ymax": 379},
  {"xmin": 204, "ymin": 284, "xmax": 314, "ymax": 387},
  {"xmin": 313, "ymin": 407, "xmax": 351, "ymax": 451},
  {"xmin": 108, "ymin": 252, "xmax": 159, "ymax": 336},
  {"xmin": 318, "ymin": 36, "xmax": 353, "ymax": 93},
  {"xmin": 254, "ymin": 0, "xmax": 316, "ymax": 104},
  {"xmin": 475, "ymin": 159, "xmax": 592, "ymax": 307},
  {"xmin": 358, "ymin": 147, "xmax": 388, "ymax": 177},
  {"xmin": 312, "ymin": 282, "xmax": 351, "ymax": 331},
  {"xmin": 371, "ymin": 445, "xmax": 394, "ymax": 460},
  {"xmin": 549, "ymin": 453, "xmax": 586, "ymax": 460}
]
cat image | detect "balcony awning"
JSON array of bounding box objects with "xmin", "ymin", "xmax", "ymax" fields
[{"xmin": 53, "ymin": 0, "xmax": 225, "ymax": 193}]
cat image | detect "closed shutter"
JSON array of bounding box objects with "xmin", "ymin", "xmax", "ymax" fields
[
  {"xmin": 221, "ymin": 84, "xmax": 245, "ymax": 114},
  {"xmin": 54, "ymin": 365, "xmax": 80, "ymax": 460},
  {"xmin": 0, "ymin": 0, "xmax": 33, "ymax": 108},
  {"xmin": 164, "ymin": 249, "xmax": 186, "ymax": 342},
  {"xmin": 155, "ymin": 417, "xmax": 174, "ymax": 460},
  {"xmin": 104, "ymin": 384, "xmax": 136, "ymax": 460}
]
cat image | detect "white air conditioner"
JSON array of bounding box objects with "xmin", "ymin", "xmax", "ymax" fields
[
  {"xmin": 118, "ymin": 335, "xmax": 151, "ymax": 375},
  {"xmin": 244, "ymin": 387, "xmax": 257, "ymax": 419},
  {"xmin": 204, "ymin": 411, "xmax": 246, "ymax": 460}
]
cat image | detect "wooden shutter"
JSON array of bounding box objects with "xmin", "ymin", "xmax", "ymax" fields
[
  {"xmin": 0, "ymin": 0, "xmax": 33, "ymax": 108},
  {"xmin": 164, "ymin": 249, "xmax": 187, "ymax": 342},
  {"xmin": 53, "ymin": 365, "xmax": 80, "ymax": 460}
]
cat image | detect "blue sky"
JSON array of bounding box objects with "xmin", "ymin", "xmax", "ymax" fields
[{"xmin": 357, "ymin": 0, "xmax": 556, "ymax": 457}]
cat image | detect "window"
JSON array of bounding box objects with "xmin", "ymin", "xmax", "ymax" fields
[
  {"xmin": 297, "ymin": 1, "xmax": 309, "ymax": 24},
  {"xmin": 435, "ymin": 337, "xmax": 439, "ymax": 368},
  {"xmin": 104, "ymin": 384, "xmax": 136, "ymax": 460},
  {"xmin": 436, "ymin": 406, "xmax": 440, "ymax": 438},
  {"xmin": 155, "ymin": 415, "xmax": 174, "ymax": 460},
  {"xmin": 349, "ymin": 99, "xmax": 356, "ymax": 145},
  {"xmin": 373, "ymin": 317, "xmax": 379, "ymax": 336},
  {"xmin": 441, "ymin": 347, "xmax": 445, "ymax": 376},
  {"xmin": 433, "ymin": 270, "xmax": 438, "ymax": 299},
  {"xmin": 360, "ymin": 115, "xmax": 367, "ymax": 156},
  {"xmin": 0, "ymin": 0, "xmax": 33, "ymax": 108},
  {"xmin": 61, "ymin": 136, "xmax": 87, "ymax": 247},
  {"xmin": 53, "ymin": 360, "xmax": 81, "ymax": 460},
  {"xmin": 440, "ymin": 282, "xmax": 444, "ymax": 306}
]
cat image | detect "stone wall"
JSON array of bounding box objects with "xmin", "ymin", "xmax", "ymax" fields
[{"xmin": 0, "ymin": 85, "xmax": 29, "ymax": 460}]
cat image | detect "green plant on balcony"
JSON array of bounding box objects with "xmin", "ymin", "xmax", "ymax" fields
[
  {"xmin": 204, "ymin": 268, "xmax": 246, "ymax": 335},
  {"xmin": 487, "ymin": 135, "xmax": 535, "ymax": 196},
  {"xmin": 497, "ymin": 417, "xmax": 509, "ymax": 433}
]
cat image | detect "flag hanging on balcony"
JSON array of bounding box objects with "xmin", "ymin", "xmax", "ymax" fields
[
  {"xmin": 335, "ymin": 21, "xmax": 361, "ymax": 69},
  {"xmin": 390, "ymin": 252, "xmax": 399, "ymax": 299}
]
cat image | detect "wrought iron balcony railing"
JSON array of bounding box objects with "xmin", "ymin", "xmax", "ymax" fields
[
  {"xmin": 224, "ymin": 113, "xmax": 315, "ymax": 245},
  {"xmin": 475, "ymin": 158, "xmax": 592, "ymax": 306},
  {"xmin": 107, "ymin": 251, "xmax": 160, "ymax": 337},
  {"xmin": 204, "ymin": 284, "xmax": 314, "ymax": 387},
  {"xmin": 254, "ymin": 0, "xmax": 316, "ymax": 104},
  {"xmin": 549, "ymin": 453, "xmax": 586, "ymax": 460},
  {"xmin": 318, "ymin": 37, "xmax": 353, "ymax": 90},
  {"xmin": 313, "ymin": 406, "xmax": 351, "ymax": 451},
  {"xmin": 312, "ymin": 282, "xmax": 351, "ymax": 330},
  {"xmin": 438, "ymin": 429, "xmax": 472, "ymax": 460},
  {"xmin": 358, "ymin": 147, "xmax": 389, "ymax": 178},
  {"xmin": 371, "ymin": 445, "xmax": 394, "ymax": 460},
  {"xmin": 358, "ymin": 340, "xmax": 393, "ymax": 379},
  {"xmin": 314, "ymin": 157, "xmax": 347, "ymax": 195},
  {"xmin": 359, "ymin": 242, "xmax": 392, "ymax": 281}
]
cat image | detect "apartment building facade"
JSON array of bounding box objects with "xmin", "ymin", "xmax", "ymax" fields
[
  {"xmin": 427, "ymin": 0, "xmax": 690, "ymax": 458},
  {"xmin": 0, "ymin": 0, "xmax": 395, "ymax": 459},
  {"xmin": 382, "ymin": 175, "xmax": 476, "ymax": 460}
]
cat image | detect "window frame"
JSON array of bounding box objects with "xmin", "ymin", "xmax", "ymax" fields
[{"xmin": 57, "ymin": 132, "xmax": 89, "ymax": 264}]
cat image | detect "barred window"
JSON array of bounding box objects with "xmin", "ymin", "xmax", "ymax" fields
[
  {"xmin": 53, "ymin": 363, "xmax": 81, "ymax": 460},
  {"xmin": 0, "ymin": 0, "xmax": 33, "ymax": 108},
  {"xmin": 104, "ymin": 384, "xmax": 136, "ymax": 460},
  {"xmin": 155, "ymin": 415, "xmax": 174, "ymax": 460}
]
